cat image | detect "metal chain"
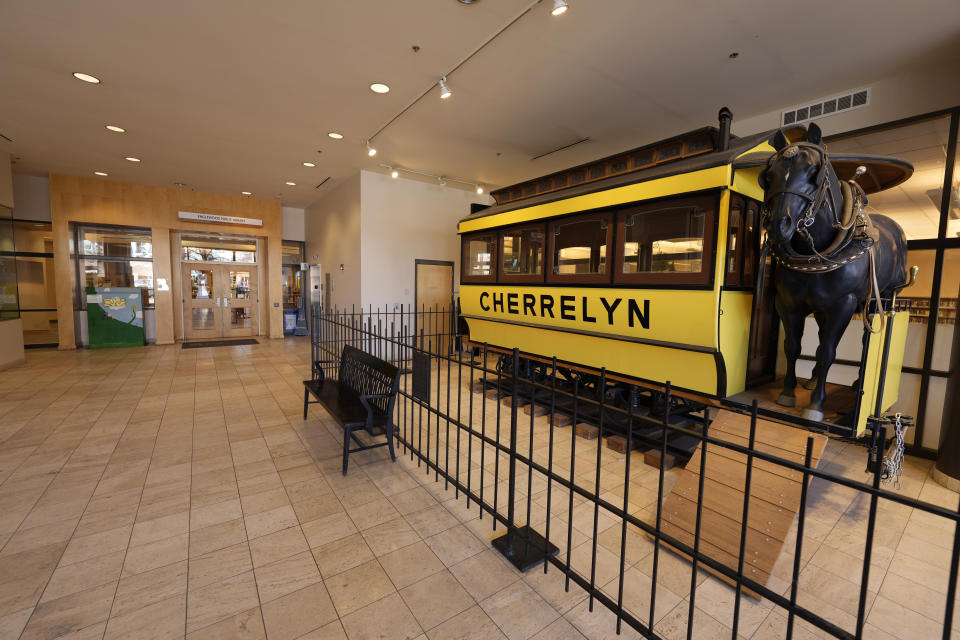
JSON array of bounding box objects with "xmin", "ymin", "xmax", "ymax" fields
[{"xmin": 881, "ymin": 413, "xmax": 907, "ymax": 490}]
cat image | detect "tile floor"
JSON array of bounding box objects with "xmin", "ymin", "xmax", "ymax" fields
[{"xmin": 0, "ymin": 338, "xmax": 957, "ymax": 640}]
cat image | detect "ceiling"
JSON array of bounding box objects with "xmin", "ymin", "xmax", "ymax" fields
[{"xmin": 1, "ymin": 0, "xmax": 959, "ymax": 209}]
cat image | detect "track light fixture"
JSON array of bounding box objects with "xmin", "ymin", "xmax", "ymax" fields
[
  {"xmin": 366, "ymin": 140, "xmax": 377, "ymax": 157},
  {"xmin": 476, "ymin": 185, "xmax": 484, "ymax": 195},
  {"xmin": 378, "ymin": 163, "xmax": 482, "ymax": 193},
  {"xmin": 439, "ymin": 76, "xmax": 452, "ymax": 100},
  {"xmin": 551, "ymin": 0, "xmax": 568, "ymax": 16},
  {"xmin": 390, "ymin": 168, "xmax": 399, "ymax": 179},
  {"xmin": 438, "ymin": 177, "xmax": 447, "ymax": 187}
]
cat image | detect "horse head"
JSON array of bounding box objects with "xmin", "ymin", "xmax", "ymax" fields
[{"xmin": 760, "ymin": 123, "xmax": 841, "ymax": 247}]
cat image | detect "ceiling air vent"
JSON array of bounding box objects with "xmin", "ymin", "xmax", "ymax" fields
[{"xmin": 781, "ymin": 88, "xmax": 870, "ymax": 126}]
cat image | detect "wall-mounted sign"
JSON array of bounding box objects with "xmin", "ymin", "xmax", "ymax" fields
[{"xmin": 178, "ymin": 211, "xmax": 263, "ymax": 227}]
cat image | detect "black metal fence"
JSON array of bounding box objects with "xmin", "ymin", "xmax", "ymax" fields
[{"xmin": 309, "ymin": 304, "xmax": 960, "ymax": 640}]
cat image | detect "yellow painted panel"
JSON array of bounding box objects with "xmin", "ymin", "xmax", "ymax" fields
[
  {"xmin": 881, "ymin": 311, "xmax": 908, "ymax": 412},
  {"xmin": 459, "ymin": 166, "xmax": 730, "ymax": 233},
  {"xmin": 465, "ymin": 318, "xmax": 718, "ymax": 395},
  {"xmin": 856, "ymin": 314, "xmax": 885, "ymax": 437},
  {"xmin": 460, "ymin": 285, "xmax": 719, "ymax": 349},
  {"xmin": 719, "ymin": 290, "xmax": 753, "ymax": 396}
]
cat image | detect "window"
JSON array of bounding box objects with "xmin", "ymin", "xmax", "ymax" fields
[
  {"xmin": 282, "ymin": 240, "xmax": 305, "ymax": 265},
  {"xmin": 76, "ymin": 224, "xmax": 155, "ymax": 309},
  {"xmin": 461, "ymin": 233, "xmax": 497, "ymax": 282},
  {"xmin": 500, "ymin": 225, "xmax": 544, "ymax": 281},
  {"xmin": 548, "ymin": 212, "xmax": 612, "ymax": 283},
  {"xmin": 615, "ymin": 194, "xmax": 715, "ymax": 285},
  {"xmin": 181, "ymin": 239, "xmax": 257, "ymax": 263},
  {"xmin": 10, "ymin": 221, "xmax": 58, "ymax": 346},
  {"xmin": 0, "ymin": 206, "xmax": 18, "ymax": 321},
  {"xmin": 725, "ymin": 195, "xmax": 760, "ymax": 287}
]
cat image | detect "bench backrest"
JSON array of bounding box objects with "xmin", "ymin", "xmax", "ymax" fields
[{"xmin": 339, "ymin": 345, "xmax": 400, "ymax": 416}]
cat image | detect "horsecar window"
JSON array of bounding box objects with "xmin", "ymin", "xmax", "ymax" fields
[
  {"xmin": 501, "ymin": 226, "xmax": 544, "ymax": 278},
  {"xmin": 622, "ymin": 205, "xmax": 705, "ymax": 274},
  {"xmin": 462, "ymin": 233, "xmax": 497, "ymax": 281},
  {"xmin": 551, "ymin": 215, "xmax": 609, "ymax": 278}
]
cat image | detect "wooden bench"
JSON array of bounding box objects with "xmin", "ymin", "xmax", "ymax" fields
[{"xmin": 303, "ymin": 345, "xmax": 401, "ymax": 475}]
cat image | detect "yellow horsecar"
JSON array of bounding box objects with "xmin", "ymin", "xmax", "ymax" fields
[{"xmin": 457, "ymin": 121, "xmax": 911, "ymax": 437}]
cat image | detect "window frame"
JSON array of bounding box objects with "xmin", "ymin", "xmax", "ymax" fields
[
  {"xmin": 460, "ymin": 231, "xmax": 498, "ymax": 283},
  {"xmin": 546, "ymin": 211, "xmax": 614, "ymax": 284},
  {"xmin": 74, "ymin": 223, "xmax": 156, "ymax": 310},
  {"xmin": 498, "ymin": 223, "xmax": 546, "ymax": 283},
  {"xmin": 613, "ymin": 192, "xmax": 718, "ymax": 286}
]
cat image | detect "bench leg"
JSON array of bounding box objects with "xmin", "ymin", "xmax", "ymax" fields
[
  {"xmin": 303, "ymin": 387, "xmax": 309, "ymax": 420},
  {"xmin": 385, "ymin": 421, "xmax": 397, "ymax": 463},
  {"xmin": 342, "ymin": 425, "xmax": 352, "ymax": 476}
]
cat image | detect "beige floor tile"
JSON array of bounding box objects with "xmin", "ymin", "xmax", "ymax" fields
[
  {"xmin": 480, "ymin": 581, "xmax": 559, "ymax": 640},
  {"xmin": 244, "ymin": 505, "xmax": 298, "ymax": 540},
  {"xmin": 295, "ymin": 619, "xmax": 348, "ymax": 639},
  {"xmin": 58, "ymin": 525, "xmax": 132, "ymax": 567},
  {"xmin": 325, "ymin": 558, "xmax": 396, "ymax": 616},
  {"xmin": 123, "ymin": 533, "xmax": 189, "ymax": 576},
  {"xmin": 190, "ymin": 498, "xmax": 242, "ymax": 531},
  {"xmin": 103, "ymin": 593, "xmax": 186, "ymax": 640},
  {"xmin": 1, "ymin": 519, "xmax": 79, "ymax": 559},
  {"xmin": 241, "ymin": 488, "xmax": 290, "ymax": 516},
  {"xmin": 450, "ymin": 550, "xmax": 521, "ymax": 602},
  {"xmin": 0, "ymin": 606, "xmax": 34, "ymax": 640},
  {"xmin": 185, "ymin": 607, "xmax": 264, "ymax": 640},
  {"xmin": 301, "ymin": 511, "xmax": 357, "ymax": 548},
  {"xmin": 362, "ymin": 516, "xmax": 421, "ymax": 556},
  {"xmin": 260, "ymin": 582, "xmax": 337, "ymax": 640},
  {"xmin": 401, "ymin": 569, "xmax": 475, "ymax": 630},
  {"xmin": 112, "ymin": 559, "xmax": 188, "ymax": 617},
  {"xmin": 188, "ymin": 542, "xmax": 253, "ymax": 591},
  {"xmin": 186, "ymin": 570, "xmax": 260, "ymax": 634},
  {"xmin": 380, "ymin": 540, "xmax": 446, "ymax": 590},
  {"xmin": 340, "ymin": 592, "xmax": 423, "ymax": 640},
  {"xmin": 347, "ymin": 497, "xmax": 401, "ymax": 530},
  {"xmin": 426, "ymin": 604, "xmax": 508, "ymax": 640},
  {"xmin": 530, "ymin": 616, "xmax": 587, "ymax": 640},
  {"xmin": 311, "ymin": 532, "xmax": 375, "ymax": 578},
  {"xmin": 248, "ymin": 525, "xmax": 309, "ymax": 567},
  {"xmin": 41, "ymin": 549, "xmax": 125, "ymax": 603},
  {"xmin": 253, "ymin": 550, "xmax": 321, "ymax": 603},
  {"xmin": 404, "ymin": 504, "xmax": 461, "ymax": 539},
  {"xmin": 426, "ymin": 524, "xmax": 488, "ymax": 567},
  {"xmin": 189, "ymin": 518, "xmax": 247, "ymax": 557},
  {"xmin": 130, "ymin": 510, "xmax": 190, "ymax": 547},
  {"xmin": 20, "ymin": 581, "xmax": 116, "ymax": 640}
]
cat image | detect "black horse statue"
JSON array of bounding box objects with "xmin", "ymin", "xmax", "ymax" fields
[{"xmin": 761, "ymin": 123, "xmax": 909, "ymax": 422}]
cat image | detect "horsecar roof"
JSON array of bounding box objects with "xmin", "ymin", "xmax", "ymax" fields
[{"xmin": 460, "ymin": 128, "xmax": 779, "ymax": 225}]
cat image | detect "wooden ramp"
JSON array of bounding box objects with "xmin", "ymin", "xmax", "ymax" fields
[{"xmin": 656, "ymin": 410, "xmax": 828, "ymax": 596}]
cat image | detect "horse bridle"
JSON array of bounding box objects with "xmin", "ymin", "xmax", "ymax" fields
[{"xmin": 761, "ymin": 141, "xmax": 837, "ymax": 233}]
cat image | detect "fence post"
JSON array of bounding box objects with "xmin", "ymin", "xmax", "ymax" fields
[{"xmin": 492, "ymin": 348, "xmax": 558, "ymax": 571}]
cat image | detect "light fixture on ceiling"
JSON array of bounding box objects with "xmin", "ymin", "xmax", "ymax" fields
[
  {"xmin": 438, "ymin": 177, "xmax": 447, "ymax": 187},
  {"xmin": 94, "ymin": 171, "xmax": 108, "ymax": 176},
  {"xmin": 105, "ymin": 125, "xmax": 125, "ymax": 133},
  {"xmin": 328, "ymin": 132, "xmax": 344, "ymax": 140},
  {"xmin": 551, "ymin": 0, "xmax": 568, "ymax": 16},
  {"xmin": 124, "ymin": 156, "xmax": 141, "ymax": 162},
  {"xmin": 73, "ymin": 72, "xmax": 100, "ymax": 84},
  {"xmin": 366, "ymin": 141, "xmax": 377, "ymax": 157},
  {"xmin": 285, "ymin": 181, "xmax": 296, "ymax": 186},
  {"xmin": 174, "ymin": 182, "xmax": 187, "ymax": 188},
  {"xmin": 439, "ymin": 76, "xmax": 452, "ymax": 99},
  {"xmin": 370, "ymin": 83, "xmax": 390, "ymax": 94},
  {"xmin": 303, "ymin": 162, "xmax": 315, "ymax": 167},
  {"xmin": 390, "ymin": 168, "xmax": 399, "ymax": 179},
  {"xmin": 476, "ymin": 185, "xmax": 484, "ymax": 195},
  {"xmin": 241, "ymin": 191, "xmax": 252, "ymax": 195}
]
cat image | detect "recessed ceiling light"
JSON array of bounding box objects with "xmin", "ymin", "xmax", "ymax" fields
[
  {"xmin": 551, "ymin": 0, "xmax": 568, "ymax": 16},
  {"xmin": 125, "ymin": 157, "xmax": 141, "ymax": 162},
  {"xmin": 328, "ymin": 132, "xmax": 344, "ymax": 139},
  {"xmin": 94, "ymin": 171, "xmax": 108, "ymax": 176},
  {"xmin": 303, "ymin": 162, "xmax": 315, "ymax": 167},
  {"xmin": 370, "ymin": 83, "xmax": 390, "ymax": 94},
  {"xmin": 241, "ymin": 191, "xmax": 252, "ymax": 195},
  {"xmin": 73, "ymin": 72, "xmax": 100, "ymax": 84},
  {"xmin": 366, "ymin": 141, "xmax": 377, "ymax": 157},
  {"xmin": 105, "ymin": 125, "xmax": 125, "ymax": 133},
  {"xmin": 285, "ymin": 181, "xmax": 296, "ymax": 186}
]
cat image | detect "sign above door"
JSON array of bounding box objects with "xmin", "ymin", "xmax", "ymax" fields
[{"xmin": 178, "ymin": 211, "xmax": 263, "ymax": 227}]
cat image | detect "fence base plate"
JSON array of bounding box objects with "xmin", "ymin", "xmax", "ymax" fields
[{"xmin": 491, "ymin": 526, "xmax": 559, "ymax": 572}]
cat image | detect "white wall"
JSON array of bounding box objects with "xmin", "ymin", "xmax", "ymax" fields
[
  {"xmin": 11, "ymin": 174, "xmax": 51, "ymax": 221},
  {"xmin": 304, "ymin": 174, "xmax": 362, "ymax": 309},
  {"xmin": 734, "ymin": 58, "xmax": 960, "ymax": 138},
  {"xmin": 281, "ymin": 206, "xmax": 305, "ymax": 242},
  {"xmin": 360, "ymin": 170, "xmax": 491, "ymax": 309}
]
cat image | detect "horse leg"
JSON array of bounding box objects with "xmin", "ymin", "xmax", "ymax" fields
[
  {"xmin": 804, "ymin": 312, "xmax": 827, "ymax": 390},
  {"xmin": 804, "ymin": 296, "xmax": 858, "ymax": 422},
  {"xmin": 776, "ymin": 306, "xmax": 806, "ymax": 408}
]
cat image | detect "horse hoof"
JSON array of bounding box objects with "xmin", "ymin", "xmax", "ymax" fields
[
  {"xmin": 803, "ymin": 378, "xmax": 817, "ymax": 391},
  {"xmin": 776, "ymin": 394, "xmax": 796, "ymax": 408},
  {"xmin": 802, "ymin": 408, "xmax": 825, "ymax": 422}
]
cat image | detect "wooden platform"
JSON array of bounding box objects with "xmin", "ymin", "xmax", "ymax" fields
[
  {"xmin": 728, "ymin": 377, "xmax": 855, "ymax": 424},
  {"xmin": 655, "ymin": 409, "xmax": 828, "ymax": 597}
]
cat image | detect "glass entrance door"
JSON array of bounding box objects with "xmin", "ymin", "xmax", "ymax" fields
[
  {"xmin": 223, "ymin": 267, "xmax": 258, "ymax": 338},
  {"xmin": 183, "ymin": 267, "xmax": 222, "ymax": 340}
]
